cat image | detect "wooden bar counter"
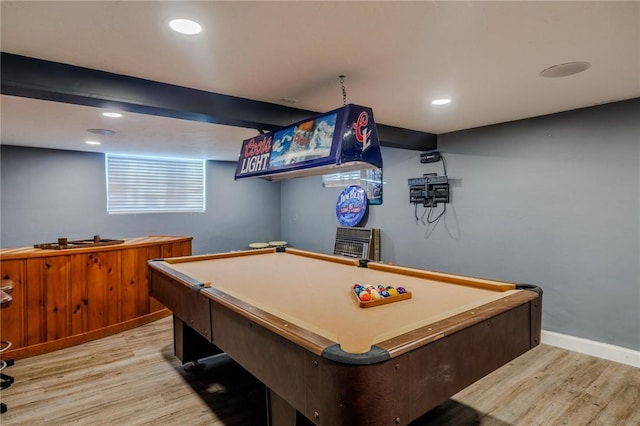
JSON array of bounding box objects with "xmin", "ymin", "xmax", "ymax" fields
[{"xmin": 0, "ymin": 235, "xmax": 192, "ymax": 359}]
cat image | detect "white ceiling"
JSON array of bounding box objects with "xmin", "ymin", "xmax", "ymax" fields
[{"xmin": 1, "ymin": 1, "xmax": 639, "ymax": 161}]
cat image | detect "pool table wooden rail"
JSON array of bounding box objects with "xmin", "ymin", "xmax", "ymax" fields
[{"xmin": 378, "ymin": 288, "xmax": 540, "ymax": 358}]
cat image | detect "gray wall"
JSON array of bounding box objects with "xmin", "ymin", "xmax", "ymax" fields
[
  {"xmin": 0, "ymin": 146, "xmax": 282, "ymax": 254},
  {"xmin": 281, "ymin": 99, "xmax": 640, "ymax": 351},
  {"xmin": 2, "ymin": 99, "xmax": 638, "ymax": 351}
]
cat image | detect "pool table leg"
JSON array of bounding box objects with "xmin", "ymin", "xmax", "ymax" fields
[
  {"xmin": 266, "ymin": 388, "xmax": 299, "ymax": 426},
  {"xmin": 173, "ymin": 315, "xmax": 223, "ymax": 364}
]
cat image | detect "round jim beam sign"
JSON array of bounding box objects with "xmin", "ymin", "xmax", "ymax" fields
[{"xmin": 336, "ymin": 185, "xmax": 367, "ymax": 227}]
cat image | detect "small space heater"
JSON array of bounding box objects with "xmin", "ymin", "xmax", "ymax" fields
[{"xmin": 333, "ymin": 227, "xmax": 380, "ymax": 261}]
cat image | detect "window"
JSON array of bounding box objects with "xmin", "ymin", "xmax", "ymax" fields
[{"xmin": 106, "ymin": 154, "xmax": 205, "ymax": 214}]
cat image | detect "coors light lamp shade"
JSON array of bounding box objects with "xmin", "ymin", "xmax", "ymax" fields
[{"xmin": 234, "ymin": 104, "xmax": 383, "ymax": 181}]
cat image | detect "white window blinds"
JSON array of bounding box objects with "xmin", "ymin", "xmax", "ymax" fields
[{"xmin": 106, "ymin": 154, "xmax": 205, "ymax": 214}]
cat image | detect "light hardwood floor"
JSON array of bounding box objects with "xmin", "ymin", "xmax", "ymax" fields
[{"xmin": 1, "ymin": 317, "xmax": 638, "ymax": 425}]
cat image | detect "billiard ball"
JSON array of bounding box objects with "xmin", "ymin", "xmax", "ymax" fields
[{"xmin": 359, "ymin": 292, "xmax": 371, "ymax": 302}]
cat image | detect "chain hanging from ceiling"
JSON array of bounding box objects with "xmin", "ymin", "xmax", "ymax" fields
[{"xmin": 339, "ymin": 75, "xmax": 347, "ymax": 106}]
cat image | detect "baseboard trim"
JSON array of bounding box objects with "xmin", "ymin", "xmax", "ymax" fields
[
  {"xmin": 1, "ymin": 309, "xmax": 172, "ymax": 360},
  {"xmin": 541, "ymin": 330, "xmax": 640, "ymax": 368}
]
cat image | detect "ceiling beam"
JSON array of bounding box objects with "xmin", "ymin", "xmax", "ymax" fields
[{"xmin": 1, "ymin": 52, "xmax": 437, "ymax": 151}]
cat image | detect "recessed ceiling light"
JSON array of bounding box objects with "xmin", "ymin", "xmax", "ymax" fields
[
  {"xmin": 102, "ymin": 112, "xmax": 123, "ymax": 118},
  {"xmin": 540, "ymin": 61, "xmax": 591, "ymax": 78},
  {"xmin": 169, "ymin": 18, "xmax": 202, "ymax": 35},
  {"xmin": 431, "ymin": 98, "xmax": 451, "ymax": 105},
  {"xmin": 85, "ymin": 140, "xmax": 101, "ymax": 145}
]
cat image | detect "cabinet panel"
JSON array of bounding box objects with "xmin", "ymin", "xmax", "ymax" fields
[
  {"xmin": 25, "ymin": 258, "xmax": 46, "ymax": 345},
  {"xmin": 160, "ymin": 243, "xmax": 179, "ymax": 258},
  {"xmin": 45, "ymin": 256, "xmax": 70, "ymax": 341},
  {"xmin": 85, "ymin": 251, "xmax": 120, "ymax": 331},
  {"xmin": 69, "ymin": 254, "xmax": 88, "ymax": 336},
  {"xmin": 120, "ymin": 249, "xmax": 139, "ymax": 322},
  {"xmin": 0, "ymin": 260, "xmax": 25, "ymax": 348}
]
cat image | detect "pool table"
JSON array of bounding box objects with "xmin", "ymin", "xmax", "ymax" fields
[{"xmin": 148, "ymin": 247, "xmax": 542, "ymax": 426}]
